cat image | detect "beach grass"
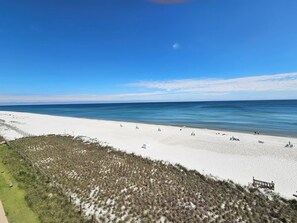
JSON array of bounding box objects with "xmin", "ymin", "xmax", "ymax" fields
[
  {"xmin": 0, "ymin": 144, "xmax": 40, "ymax": 223},
  {"xmin": 9, "ymin": 135, "xmax": 297, "ymax": 222}
]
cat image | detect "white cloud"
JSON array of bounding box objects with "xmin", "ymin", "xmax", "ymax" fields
[
  {"xmin": 1, "ymin": 72, "xmax": 297, "ymax": 104},
  {"xmin": 0, "ymin": 92, "xmax": 163, "ymax": 104},
  {"xmin": 150, "ymin": 0, "xmax": 189, "ymax": 4},
  {"xmin": 172, "ymin": 43, "xmax": 180, "ymax": 50},
  {"xmin": 128, "ymin": 72, "xmax": 297, "ymax": 93}
]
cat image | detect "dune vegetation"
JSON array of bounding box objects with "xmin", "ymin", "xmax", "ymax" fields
[{"xmin": 6, "ymin": 135, "xmax": 297, "ymax": 223}]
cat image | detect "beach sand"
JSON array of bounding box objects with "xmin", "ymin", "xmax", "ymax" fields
[{"xmin": 0, "ymin": 111, "xmax": 296, "ymax": 199}]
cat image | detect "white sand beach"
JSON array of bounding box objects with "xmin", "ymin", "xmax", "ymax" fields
[{"xmin": 0, "ymin": 111, "xmax": 296, "ymax": 199}]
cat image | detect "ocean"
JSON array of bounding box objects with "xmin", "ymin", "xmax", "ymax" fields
[{"xmin": 0, "ymin": 100, "xmax": 297, "ymax": 137}]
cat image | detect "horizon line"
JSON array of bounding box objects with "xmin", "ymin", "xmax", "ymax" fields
[{"xmin": 0, "ymin": 98, "xmax": 296, "ymax": 107}]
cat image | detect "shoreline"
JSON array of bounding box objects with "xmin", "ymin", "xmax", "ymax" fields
[
  {"xmin": 0, "ymin": 111, "xmax": 296, "ymax": 199},
  {"xmin": 1, "ymin": 110, "xmax": 296, "ymax": 139}
]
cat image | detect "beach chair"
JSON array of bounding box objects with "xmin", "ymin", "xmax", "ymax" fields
[
  {"xmin": 230, "ymin": 136, "xmax": 240, "ymax": 141},
  {"xmin": 285, "ymin": 141, "xmax": 293, "ymax": 148}
]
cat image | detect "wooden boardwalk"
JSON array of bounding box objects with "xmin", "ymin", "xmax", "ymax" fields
[{"xmin": 0, "ymin": 200, "xmax": 8, "ymax": 223}]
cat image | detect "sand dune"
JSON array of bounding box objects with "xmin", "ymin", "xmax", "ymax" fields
[{"xmin": 0, "ymin": 111, "xmax": 296, "ymax": 199}]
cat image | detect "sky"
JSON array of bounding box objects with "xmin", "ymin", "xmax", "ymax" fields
[{"xmin": 0, "ymin": 0, "xmax": 297, "ymax": 104}]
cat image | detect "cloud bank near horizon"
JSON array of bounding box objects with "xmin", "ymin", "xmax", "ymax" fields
[
  {"xmin": 0, "ymin": 72, "xmax": 297, "ymax": 104},
  {"xmin": 128, "ymin": 72, "xmax": 297, "ymax": 92}
]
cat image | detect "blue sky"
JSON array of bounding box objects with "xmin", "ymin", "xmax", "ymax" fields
[{"xmin": 0, "ymin": 0, "xmax": 297, "ymax": 104}]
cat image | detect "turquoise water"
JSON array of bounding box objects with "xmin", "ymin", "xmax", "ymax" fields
[{"xmin": 0, "ymin": 100, "xmax": 297, "ymax": 137}]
